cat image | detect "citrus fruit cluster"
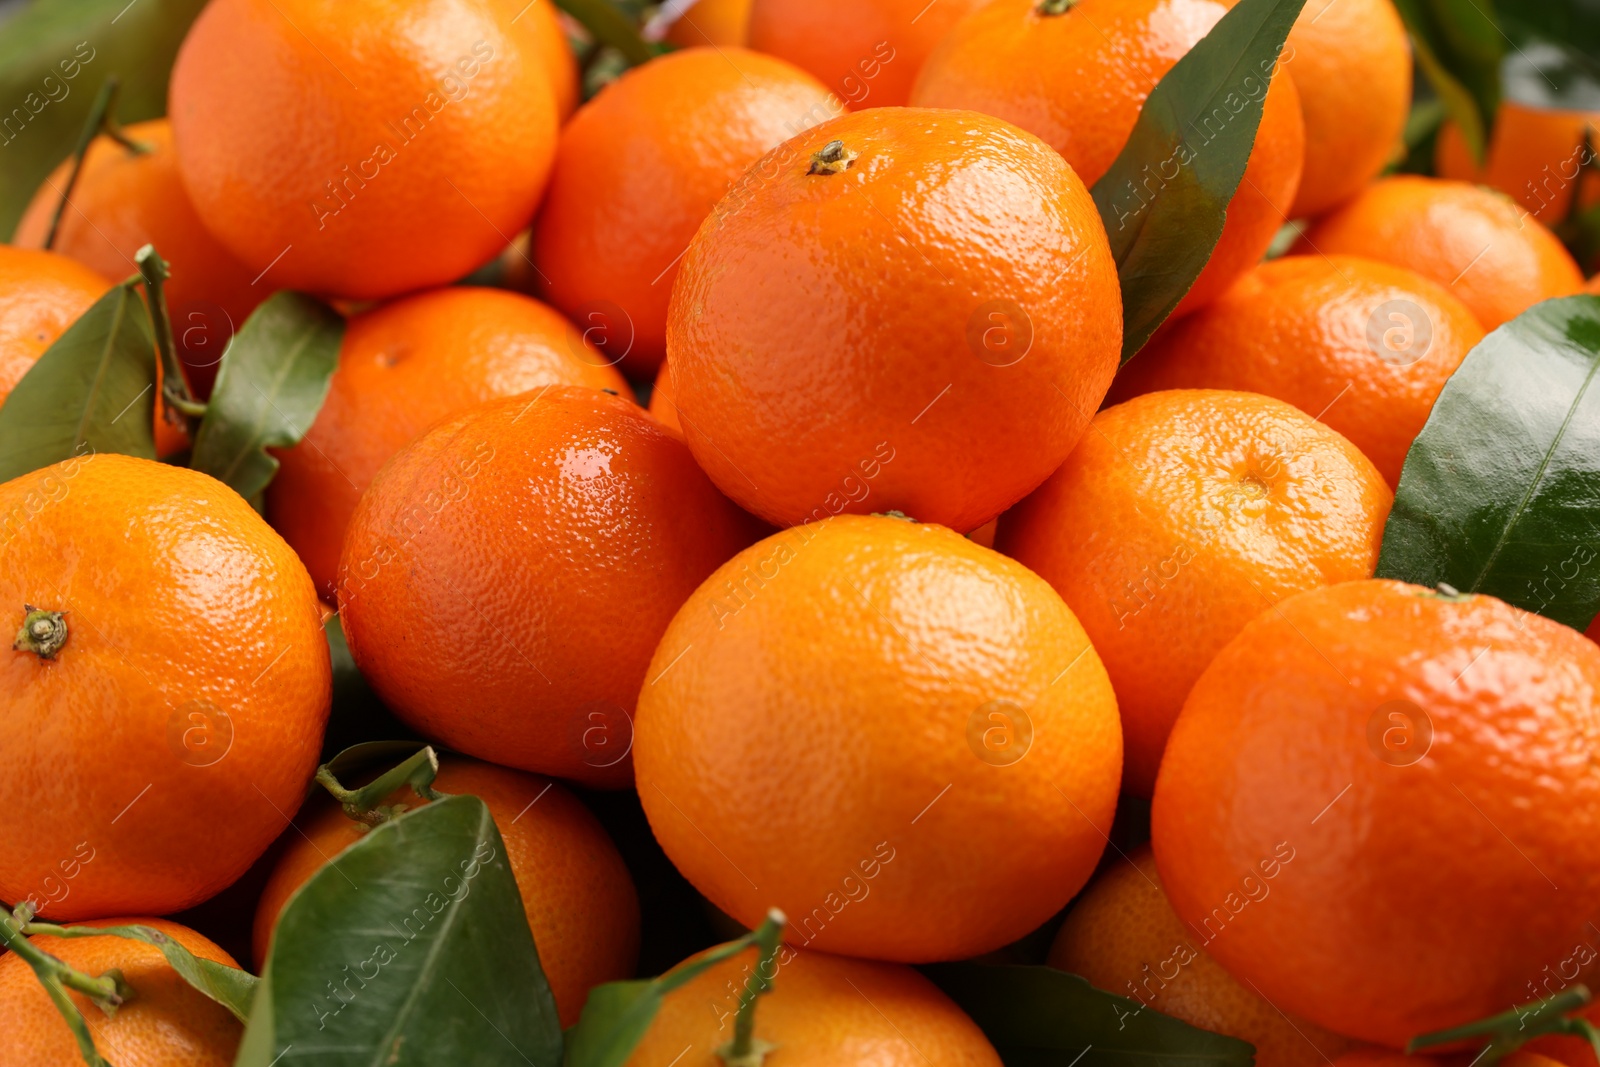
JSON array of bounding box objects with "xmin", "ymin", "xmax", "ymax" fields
[{"xmin": 1, "ymin": 0, "xmax": 1599, "ymax": 1065}]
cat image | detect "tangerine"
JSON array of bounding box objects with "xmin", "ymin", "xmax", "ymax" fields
[
  {"xmin": 635, "ymin": 514, "xmax": 1122, "ymax": 962},
  {"xmin": 667, "ymin": 107, "xmax": 1122, "ymax": 531},
  {"xmin": 1152, "ymin": 579, "xmax": 1600, "ymax": 1045},
  {"xmin": 1436, "ymin": 102, "xmax": 1600, "ymax": 224},
  {"xmin": 997, "ymin": 390, "xmax": 1390, "ymax": 796},
  {"xmin": 337, "ymin": 387, "xmax": 762, "ymax": 787}
]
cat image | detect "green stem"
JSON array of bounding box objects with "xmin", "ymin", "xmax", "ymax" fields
[
  {"xmin": 134, "ymin": 245, "xmax": 204, "ymax": 437},
  {"xmin": 551, "ymin": 0, "xmax": 657, "ymax": 66},
  {"xmin": 1409, "ymin": 985, "xmax": 1596, "ymax": 1066},
  {"xmin": 2, "ymin": 904, "xmax": 131, "ymax": 1067},
  {"xmin": 718, "ymin": 909, "xmax": 787, "ymax": 1067},
  {"xmin": 41, "ymin": 76, "xmax": 150, "ymax": 252},
  {"xmin": 316, "ymin": 746, "xmax": 445, "ymax": 826}
]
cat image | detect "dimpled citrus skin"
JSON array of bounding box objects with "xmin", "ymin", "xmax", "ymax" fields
[
  {"xmin": 647, "ymin": 360, "xmax": 681, "ymax": 433},
  {"xmin": 14, "ymin": 119, "xmax": 263, "ymax": 397},
  {"xmin": 493, "ymin": 0, "xmax": 580, "ymax": 119},
  {"xmin": 1114, "ymin": 256, "xmax": 1486, "ymax": 485},
  {"xmin": 532, "ymin": 47, "xmax": 838, "ymax": 377},
  {"xmin": 997, "ymin": 390, "xmax": 1390, "ymax": 797},
  {"xmin": 267, "ymin": 286, "xmax": 628, "ymax": 600},
  {"xmin": 1437, "ymin": 102, "xmax": 1600, "ymax": 223},
  {"xmin": 0, "ymin": 455, "xmax": 330, "ymax": 919},
  {"xmin": 909, "ymin": 0, "xmax": 1304, "ymax": 317},
  {"xmin": 746, "ymin": 0, "xmax": 987, "ymax": 107},
  {"xmin": 0, "ymin": 245, "xmax": 109, "ymax": 402},
  {"xmin": 1049, "ymin": 847, "xmax": 1353, "ymax": 1067},
  {"xmin": 252, "ymin": 757, "xmax": 639, "ymax": 1027},
  {"xmin": 1152, "ymin": 580, "xmax": 1600, "ymax": 1047},
  {"xmin": 1296, "ymin": 177, "xmax": 1584, "ymax": 330},
  {"xmin": 635, "ymin": 515, "xmax": 1122, "ymax": 962},
  {"xmin": 338, "ymin": 387, "xmax": 763, "ymax": 788},
  {"xmin": 1247, "ymin": 0, "xmax": 1410, "ymax": 218},
  {"xmin": 668, "ymin": 107, "xmax": 1121, "ymax": 532},
  {"xmin": 625, "ymin": 945, "xmax": 1001, "ymax": 1066},
  {"xmin": 0, "ymin": 919, "xmax": 241, "ymax": 1066},
  {"xmin": 168, "ymin": 0, "xmax": 558, "ymax": 300}
]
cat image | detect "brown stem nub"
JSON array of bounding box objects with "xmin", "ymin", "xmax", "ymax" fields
[
  {"xmin": 14, "ymin": 606, "xmax": 68, "ymax": 660},
  {"xmin": 808, "ymin": 140, "xmax": 858, "ymax": 176},
  {"xmin": 1037, "ymin": 0, "xmax": 1078, "ymax": 13}
]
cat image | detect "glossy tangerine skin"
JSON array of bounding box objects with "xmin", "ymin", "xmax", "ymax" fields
[
  {"xmin": 1152, "ymin": 580, "xmax": 1600, "ymax": 1046},
  {"xmin": 746, "ymin": 0, "xmax": 987, "ymax": 107},
  {"xmin": 0, "ymin": 919, "xmax": 240, "ymax": 1067},
  {"xmin": 0, "ymin": 246, "xmax": 107, "ymax": 404},
  {"xmin": 266, "ymin": 286, "xmax": 628, "ymax": 600},
  {"xmin": 1296, "ymin": 177, "xmax": 1585, "ymax": 331},
  {"xmin": 252, "ymin": 757, "xmax": 639, "ymax": 1027},
  {"xmin": 168, "ymin": 0, "xmax": 559, "ymax": 300},
  {"xmin": 1248, "ymin": 0, "xmax": 1410, "ymax": 218},
  {"xmin": 1115, "ymin": 255, "xmax": 1486, "ymax": 485},
  {"xmin": 0, "ymin": 455, "xmax": 330, "ymax": 918},
  {"xmin": 625, "ymin": 945, "xmax": 1001, "ymax": 1066},
  {"xmin": 910, "ymin": 0, "xmax": 1304, "ymax": 317},
  {"xmin": 635, "ymin": 515, "xmax": 1123, "ymax": 962},
  {"xmin": 337, "ymin": 387, "xmax": 764, "ymax": 787},
  {"xmin": 533, "ymin": 47, "xmax": 838, "ymax": 377},
  {"xmin": 498, "ymin": 0, "xmax": 580, "ymax": 120},
  {"xmin": 1049, "ymin": 846, "xmax": 1352, "ymax": 1067},
  {"xmin": 668, "ymin": 107, "xmax": 1122, "ymax": 532},
  {"xmin": 14, "ymin": 119, "xmax": 263, "ymax": 397},
  {"xmin": 997, "ymin": 390, "xmax": 1391, "ymax": 797}
]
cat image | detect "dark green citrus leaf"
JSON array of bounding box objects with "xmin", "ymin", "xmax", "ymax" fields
[
  {"xmin": 552, "ymin": 0, "xmax": 657, "ymax": 66},
  {"xmin": 922, "ymin": 962, "xmax": 1256, "ymax": 1067},
  {"xmin": 1391, "ymin": 0, "xmax": 1503, "ymax": 163},
  {"xmin": 1091, "ymin": 0, "xmax": 1307, "ymax": 361},
  {"xmin": 187, "ymin": 291, "xmax": 341, "ymax": 501},
  {"xmin": 0, "ymin": 278, "xmax": 155, "ymax": 483},
  {"xmin": 1377, "ymin": 295, "xmax": 1600, "ymax": 631},
  {"xmin": 236, "ymin": 794, "xmax": 563, "ymax": 1067},
  {"xmin": 0, "ymin": 0, "xmax": 208, "ymax": 237},
  {"xmin": 565, "ymin": 914, "xmax": 785, "ymax": 1067},
  {"xmin": 25, "ymin": 920, "xmax": 257, "ymax": 1022}
]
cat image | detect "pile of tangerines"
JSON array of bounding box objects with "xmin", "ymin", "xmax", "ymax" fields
[{"xmin": 2, "ymin": 0, "xmax": 1599, "ymax": 1064}]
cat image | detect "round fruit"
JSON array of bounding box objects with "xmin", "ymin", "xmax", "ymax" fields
[
  {"xmin": 668, "ymin": 107, "xmax": 1122, "ymax": 531},
  {"xmin": 625, "ymin": 944, "xmax": 1001, "ymax": 1065},
  {"xmin": 910, "ymin": 0, "xmax": 1305, "ymax": 316},
  {"xmin": 1258, "ymin": 0, "xmax": 1411, "ymax": 217},
  {"xmin": 648, "ymin": 360, "xmax": 681, "ymax": 433},
  {"xmin": 0, "ymin": 246, "xmax": 108, "ymax": 405},
  {"xmin": 267, "ymin": 286, "xmax": 628, "ymax": 599},
  {"xmin": 746, "ymin": 0, "xmax": 986, "ymax": 107},
  {"xmin": 664, "ymin": 0, "xmax": 752, "ymax": 47},
  {"xmin": 253, "ymin": 756, "xmax": 639, "ymax": 1027},
  {"xmin": 338, "ymin": 387, "xmax": 761, "ymax": 787},
  {"xmin": 0, "ymin": 454, "xmax": 330, "ymax": 918},
  {"xmin": 168, "ymin": 0, "xmax": 559, "ymax": 300},
  {"xmin": 532, "ymin": 46, "xmax": 838, "ymax": 376},
  {"xmin": 1049, "ymin": 846, "xmax": 1353, "ymax": 1067},
  {"xmin": 1295, "ymin": 176, "xmax": 1584, "ymax": 330},
  {"xmin": 635, "ymin": 514, "xmax": 1122, "ymax": 962},
  {"xmin": 0, "ymin": 918, "xmax": 241, "ymax": 1066},
  {"xmin": 1152, "ymin": 579, "xmax": 1600, "ymax": 1046},
  {"xmin": 997, "ymin": 390, "xmax": 1390, "ymax": 797},
  {"xmin": 1113, "ymin": 255, "xmax": 1486, "ymax": 485},
  {"xmin": 13, "ymin": 118, "xmax": 263, "ymax": 397},
  {"xmin": 495, "ymin": 0, "xmax": 580, "ymax": 119},
  {"xmin": 1437, "ymin": 102, "xmax": 1600, "ymax": 224}
]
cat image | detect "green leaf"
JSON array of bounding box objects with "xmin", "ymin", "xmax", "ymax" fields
[
  {"xmin": 237, "ymin": 794, "xmax": 563, "ymax": 1067},
  {"xmin": 0, "ymin": 0, "xmax": 208, "ymax": 238},
  {"xmin": 1090, "ymin": 0, "xmax": 1307, "ymax": 362},
  {"xmin": 1377, "ymin": 295, "xmax": 1600, "ymax": 632},
  {"xmin": 187, "ymin": 291, "xmax": 342, "ymax": 501},
  {"xmin": 564, "ymin": 914, "xmax": 785, "ymax": 1067},
  {"xmin": 1391, "ymin": 0, "xmax": 1503, "ymax": 164},
  {"xmin": 0, "ymin": 278, "xmax": 155, "ymax": 483},
  {"xmin": 1498, "ymin": 8, "xmax": 1600, "ymax": 112},
  {"xmin": 552, "ymin": 0, "xmax": 658, "ymax": 66},
  {"xmin": 921, "ymin": 962, "xmax": 1257, "ymax": 1067},
  {"xmin": 24, "ymin": 921, "xmax": 257, "ymax": 1022}
]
